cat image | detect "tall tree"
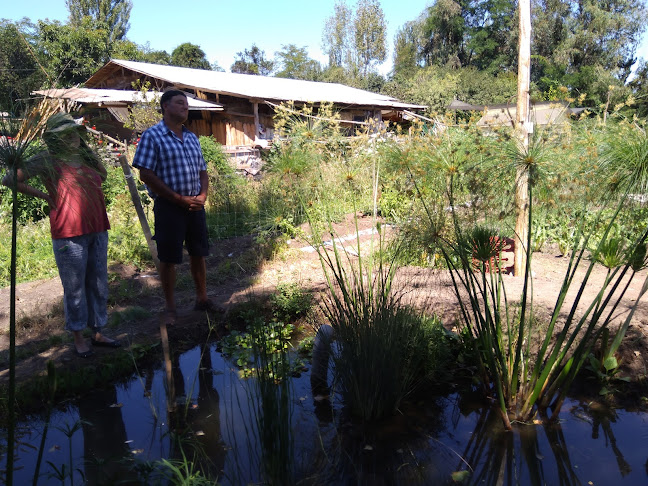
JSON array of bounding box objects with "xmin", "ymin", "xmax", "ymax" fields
[
  {"xmin": 0, "ymin": 19, "xmax": 47, "ymax": 111},
  {"xmin": 354, "ymin": 0, "xmax": 387, "ymax": 75},
  {"xmin": 66, "ymin": 0, "xmax": 132, "ymax": 43},
  {"xmin": 170, "ymin": 42, "xmax": 211, "ymax": 70},
  {"xmin": 37, "ymin": 18, "xmax": 111, "ymax": 86},
  {"xmin": 532, "ymin": 0, "xmax": 646, "ymax": 104},
  {"xmin": 111, "ymin": 39, "xmax": 146, "ymax": 61},
  {"xmin": 421, "ymin": 0, "xmax": 466, "ymax": 68},
  {"xmin": 230, "ymin": 44, "xmax": 274, "ymax": 75},
  {"xmin": 629, "ymin": 60, "xmax": 648, "ymax": 118},
  {"xmin": 393, "ymin": 20, "xmax": 424, "ymax": 77},
  {"xmin": 465, "ymin": 0, "xmax": 517, "ymax": 72},
  {"xmin": 322, "ymin": 1, "xmax": 354, "ymax": 68},
  {"xmin": 274, "ymin": 44, "xmax": 322, "ymax": 80}
]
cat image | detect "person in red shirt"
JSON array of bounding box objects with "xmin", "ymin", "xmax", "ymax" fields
[{"xmin": 2, "ymin": 113, "xmax": 119, "ymax": 357}]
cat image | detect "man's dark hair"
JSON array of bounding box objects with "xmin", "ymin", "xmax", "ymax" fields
[{"xmin": 160, "ymin": 90, "xmax": 187, "ymax": 114}]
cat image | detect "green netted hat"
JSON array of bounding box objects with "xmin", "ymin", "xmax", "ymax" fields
[{"xmin": 45, "ymin": 113, "xmax": 85, "ymax": 134}]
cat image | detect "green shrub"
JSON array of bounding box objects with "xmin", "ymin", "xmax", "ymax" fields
[
  {"xmin": 269, "ymin": 282, "xmax": 312, "ymax": 322},
  {"xmin": 199, "ymin": 135, "xmax": 233, "ymax": 176},
  {"xmin": 107, "ymin": 194, "xmax": 152, "ymax": 268},
  {"xmin": 0, "ymin": 179, "xmax": 50, "ymax": 224}
]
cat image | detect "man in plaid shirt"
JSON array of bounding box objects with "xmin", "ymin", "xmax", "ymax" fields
[{"xmin": 133, "ymin": 89, "xmax": 216, "ymax": 322}]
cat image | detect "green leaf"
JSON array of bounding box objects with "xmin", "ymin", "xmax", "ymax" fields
[
  {"xmin": 603, "ymin": 356, "xmax": 618, "ymax": 372},
  {"xmin": 451, "ymin": 470, "xmax": 471, "ymax": 483}
]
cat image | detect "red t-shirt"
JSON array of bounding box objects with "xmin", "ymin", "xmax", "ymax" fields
[{"xmin": 47, "ymin": 163, "xmax": 110, "ymax": 239}]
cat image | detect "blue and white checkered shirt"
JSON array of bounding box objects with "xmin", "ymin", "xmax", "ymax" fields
[{"xmin": 133, "ymin": 120, "xmax": 206, "ymax": 197}]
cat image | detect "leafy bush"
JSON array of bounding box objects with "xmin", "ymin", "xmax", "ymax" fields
[
  {"xmin": 199, "ymin": 135, "xmax": 233, "ymax": 176},
  {"xmin": 107, "ymin": 193, "xmax": 152, "ymax": 268},
  {"xmin": 269, "ymin": 282, "xmax": 312, "ymax": 322},
  {"xmin": 0, "ymin": 180, "xmax": 50, "ymax": 224}
]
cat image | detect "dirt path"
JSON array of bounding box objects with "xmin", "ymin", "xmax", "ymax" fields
[{"xmin": 2, "ymin": 213, "xmax": 648, "ymax": 396}]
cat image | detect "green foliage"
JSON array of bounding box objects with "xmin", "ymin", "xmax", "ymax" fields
[
  {"xmin": 0, "ymin": 218, "xmax": 55, "ymax": 286},
  {"xmin": 384, "ymin": 66, "xmax": 517, "ymax": 115},
  {"xmin": 312, "ymin": 213, "xmax": 442, "ymax": 421},
  {"xmin": 66, "ymin": 0, "xmax": 132, "ymax": 43},
  {"xmin": 107, "ymin": 193, "xmax": 152, "ymax": 268},
  {"xmin": 269, "ymin": 282, "xmax": 313, "ymax": 322},
  {"xmin": 410, "ymin": 119, "xmax": 648, "ymax": 427},
  {"xmin": 230, "ymin": 44, "xmax": 274, "ymax": 75},
  {"xmin": 123, "ymin": 80, "xmax": 162, "ymax": 132},
  {"xmin": 248, "ymin": 317, "xmax": 294, "ymax": 485},
  {"xmin": 597, "ymin": 124, "xmax": 648, "ymax": 196},
  {"xmin": 220, "ymin": 318, "xmax": 300, "ymax": 379},
  {"xmin": 199, "ymin": 136, "xmax": 233, "ymax": 176},
  {"xmin": 0, "ymin": 177, "xmax": 49, "ymax": 224},
  {"xmin": 108, "ymin": 305, "xmax": 151, "ymax": 326},
  {"xmin": 274, "ymin": 44, "xmax": 322, "ymax": 80},
  {"xmin": 393, "ymin": 20, "xmax": 424, "ymax": 78},
  {"xmin": 170, "ymin": 42, "xmax": 211, "ymax": 70},
  {"xmin": 322, "ymin": 1, "xmax": 353, "ymax": 68},
  {"xmin": 37, "ymin": 17, "xmax": 111, "ymax": 86},
  {"xmin": 354, "ymin": 0, "xmax": 387, "ymax": 75},
  {"xmin": 0, "ymin": 20, "xmax": 47, "ymax": 113}
]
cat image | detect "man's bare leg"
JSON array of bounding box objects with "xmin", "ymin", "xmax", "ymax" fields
[
  {"xmin": 160, "ymin": 261, "xmax": 177, "ymax": 324},
  {"xmin": 190, "ymin": 255, "xmax": 208, "ymax": 304}
]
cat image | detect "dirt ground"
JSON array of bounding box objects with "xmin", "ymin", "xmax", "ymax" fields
[{"xmin": 1, "ymin": 213, "xmax": 648, "ymax": 405}]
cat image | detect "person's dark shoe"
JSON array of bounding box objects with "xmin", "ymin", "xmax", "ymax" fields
[
  {"xmin": 91, "ymin": 338, "xmax": 121, "ymax": 348},
  {"xmin": 73, "ymin": 347, "xmax": 94, "ymax": 358}
]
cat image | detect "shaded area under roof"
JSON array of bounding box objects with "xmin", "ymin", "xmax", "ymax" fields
[{"xmin": 86, "ymin": 59, "xmax": 426, "ymax": 110}]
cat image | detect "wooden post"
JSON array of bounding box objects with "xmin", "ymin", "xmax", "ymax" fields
[
  {"xmin": 85, "ymin": 127, "xmax": 160, "ymax": 271},
  {"xmin": 120, "ymin": 141, "xmax": 160, "ymax": 272},
  {"xmin": 514, "ymin": 0, "xmax": 532, "ymax": 276},
  {"xmin": 253, "ymin": 100, "xmax": 260, "ymax": 140}
]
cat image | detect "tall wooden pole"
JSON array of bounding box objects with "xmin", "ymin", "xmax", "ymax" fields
[{"xmin": 514, "ymin": 0, "xmax": 532, "ymax": 276}]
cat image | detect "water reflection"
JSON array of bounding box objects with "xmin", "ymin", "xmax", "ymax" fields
[
  {"xmin": 3, "ymin": 345, "xmax": 648, "ymax": 485},
  {"xmin": 77, "ymin": 386, "xmax": 133, "ymax": 485},
  {"xmin": 162, "ymin": 345, "xmax": 226, "ymax": 480}
]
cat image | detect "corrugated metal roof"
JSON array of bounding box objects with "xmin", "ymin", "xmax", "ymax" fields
[
  {"xmin": 34, "ymin": 87, "xmax": 223, "ymax": 111},
  {"xmin": 86, "ymin": 59, "xmax": 426, "ymax": 110}
]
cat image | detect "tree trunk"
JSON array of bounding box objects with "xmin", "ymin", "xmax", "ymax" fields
[{"xmin": 514, "ymin": 0, "xmax": 532, "ymax": 276}]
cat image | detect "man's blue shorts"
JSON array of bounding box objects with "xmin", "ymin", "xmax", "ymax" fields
[{"xmin": 153, "ymin": 197, "xmax": 209, "ymax": 264}]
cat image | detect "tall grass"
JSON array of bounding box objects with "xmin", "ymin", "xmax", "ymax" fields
[{"xmin": 311, "ymin": 211, "xmax": 431, "ymax": 421}]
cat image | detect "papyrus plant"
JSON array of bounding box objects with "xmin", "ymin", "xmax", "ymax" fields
[
  {"xmin": 413, "ymin": 125, "xmax": 648, "ymax": 428},
  {"xmin": 0, "ymin": 100, "xmax": 56, "ymax": 485}
]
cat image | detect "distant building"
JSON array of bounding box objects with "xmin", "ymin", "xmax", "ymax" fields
[{"xmin": 35, "ymin": 59, "xmax": 425, "ymax": 150}]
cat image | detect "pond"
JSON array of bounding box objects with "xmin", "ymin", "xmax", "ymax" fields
[{"xmin": 2, "ymin": 343, "xmax": 648, "ymax": 485}]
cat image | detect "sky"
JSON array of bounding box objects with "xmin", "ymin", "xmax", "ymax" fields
[{"xmin": 3, "ymin": 0, "xmax": 648, "ymax": 76}]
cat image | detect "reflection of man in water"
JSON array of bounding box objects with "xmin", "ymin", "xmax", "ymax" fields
[
  {"xmin": 165, "ymin": 346, "xmax": 225, "ymax": 479},
  {"xmin": 78, "ymin": 386, "xmax": 133, "ymax": 485}
]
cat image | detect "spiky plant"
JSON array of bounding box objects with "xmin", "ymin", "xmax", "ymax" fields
[
  {"xmin": 0, "ymin": 100, "xmax": 56, "ymax": 485},
  {"xmin": 598, "ymin": 126, "xmax": 648, "ymax": 196},
  {"xmin": 413, "ymin": 123, "xmax": 648, "ymax": 428}
]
